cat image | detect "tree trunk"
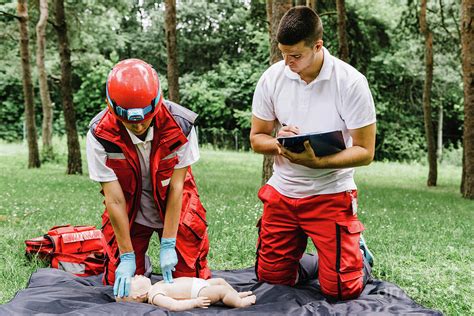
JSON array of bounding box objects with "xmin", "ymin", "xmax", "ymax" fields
[
  {"xmin": 36, "ymin": 0, "xmax": 54, "ymax": 161},
  {"xmin": 437, "ymin": 105, "xmax": 443, "ymax": 159},
  {"xmin": 306, "ymin": 0, "xmax": 316, "ymax": 11},
  {"xmin": 165, "ymin": 0, "xmax": 179, "ymax": 103},
  {"xmin": 269, "ymin": 0, "xmax": 292, "ymax": 65},
  {"xmin": 295, "ymin": 0, "xmax": 305, "ymax": 6},
  {"xmin": 336, "ymin": 0, "xmax": 349, "ymax": 62},
  {"xmin": 419, "ymin": 0, "xmax": 437, "ymax": 186},
  {"xmin": 17, "ymin": 0, "xmax": 40, "ymax": 169},
  {"xmin": 266, "ymin": 0, "xmax": 272, "ymax": 39},
  {"xmin": 461, "ymin": 0, "xmax": 474, "ymax": 198},
  {"xmin": 54, "ymin": 0, "xmax": 82, "ymax": 174},
  {"xmin": 262, "ymin": 0, "xmax": 292, "ymax": 185}
]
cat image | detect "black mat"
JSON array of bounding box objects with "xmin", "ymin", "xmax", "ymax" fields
[{"xmin": 1, "ymin": 266, "xmax": 442, "ymax": 315}]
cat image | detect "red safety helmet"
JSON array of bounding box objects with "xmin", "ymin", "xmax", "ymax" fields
[{"xmin": 106, "ymin": 59, "xmax": 162, "ymax": 123}]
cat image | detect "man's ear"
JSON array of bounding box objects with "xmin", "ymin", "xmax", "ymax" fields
[{"xmin": 313, "ymin": 39, "xmax": 324, "ymax": 52}]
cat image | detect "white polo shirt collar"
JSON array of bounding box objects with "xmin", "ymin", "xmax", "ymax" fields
[
  {"xmin": 283, "ymin": 47, "xmax": 334, "ymax": 84},
  {"xmin": 126, "ymin": 126, "xmax": 154, "ymax": 145}
]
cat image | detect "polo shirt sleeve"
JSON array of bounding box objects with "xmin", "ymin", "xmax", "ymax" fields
[
  {"xmin": 252, "ymin": 74, "xmax": 276, "ymax": 121},
  {"xmin": 341, "ymin": 76, "xmax": 377, "ymax": 130},
  {"xmin": 85, "ymin": 130, "xmax": 118, "ymax": 182},
  {"xmin": 175, "ymin": 127, "xmax": 200, "ymax": 169}
]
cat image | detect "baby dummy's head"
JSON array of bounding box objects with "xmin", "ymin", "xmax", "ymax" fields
[{"xmin": 115, "ymin": 275, "xmax": 152, "ymax": 303}]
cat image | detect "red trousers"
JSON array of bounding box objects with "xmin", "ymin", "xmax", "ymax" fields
[
  {"xmin": 256, "ymin": 185, "xmax": 366, "ymax": 300},
  {"xmin": 103, "ymin": 222, "xmax": 211, "ymax": 285}
]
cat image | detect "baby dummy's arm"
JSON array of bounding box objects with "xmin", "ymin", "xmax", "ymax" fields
[{"xmin": 149, "ymin": 293, "xmax": 211, "ymax": 311}]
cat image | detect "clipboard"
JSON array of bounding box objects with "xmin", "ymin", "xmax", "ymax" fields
[{"xmin": 277, "ymin": 130, "xmax": 346, "ymax": 156}]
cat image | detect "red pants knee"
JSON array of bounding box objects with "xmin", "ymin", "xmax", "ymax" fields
[{"xmin": 256, "ymin": 184, "xmax": 365, "ymax": 300}]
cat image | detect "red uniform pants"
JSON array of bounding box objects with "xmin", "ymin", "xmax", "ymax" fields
[
  {"xmin": 103, "ymin": 222, "xmax": 210, "ymax": 285},
  {"xmin": 256, "ymin": 184, "xmax": 366, "ymax": 300}
]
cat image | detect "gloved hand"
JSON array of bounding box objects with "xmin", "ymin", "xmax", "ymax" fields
[
  {"xmin": 114, "ymin": 252, "xmax": 136, "ymax": 297},
  {"xmin": 160, "ymin": 238, "xmax": 178, "ymax": 283}
]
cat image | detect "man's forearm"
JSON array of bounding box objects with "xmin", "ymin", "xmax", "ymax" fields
[
  {"xmin": 314, "ymin": 122, "xmax": 376, "ymax": 169},
  {"xmin": 162, "ymin": 187, "xmax": 182, "ymax": 238},
  {"xmin": 312, "ymin": 145, "xmax": 374, "ymax": 169},
  {"xmin": 250, "ymin": 133, "xmax": 279, "ymax": 155},
  {"xmin": 106, "ymin": 201, "xmax": 133, "ymax": 254}
]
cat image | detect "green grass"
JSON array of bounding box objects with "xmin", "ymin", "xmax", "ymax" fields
[{"xmin": 0, "ymin": 141, "xmax": 473, "ymax": 314}]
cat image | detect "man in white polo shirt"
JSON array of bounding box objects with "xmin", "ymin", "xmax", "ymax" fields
[{"xmin": 250, "ymin": 7, "xmax": 376, "ymax": 301}]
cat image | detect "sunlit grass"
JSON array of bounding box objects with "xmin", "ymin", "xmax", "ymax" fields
[{"xmin": 0, "ymin": 141, "xmax": 472, "ymax": 314}]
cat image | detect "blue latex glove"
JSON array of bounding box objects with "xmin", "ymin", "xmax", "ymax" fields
[
  {"xmin": 114, "ymin": 252, "xmax": 136, "ymax": 297},
  {"xmin": 160, "ymin": 238, "xmax": 178, "ymax": 283}
]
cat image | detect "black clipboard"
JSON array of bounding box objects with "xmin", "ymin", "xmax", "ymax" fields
[{"xmin": 277, "ymin": 130, "xmax": 346, "ymax": 156}]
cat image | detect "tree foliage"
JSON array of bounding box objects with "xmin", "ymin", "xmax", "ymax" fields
[{"xmin": 0, "ymin": 0, "xmax": 464, "ymax": 163}]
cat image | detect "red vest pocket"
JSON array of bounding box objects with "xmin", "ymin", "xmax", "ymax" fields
[
  {"xmin": 106, "ymin": 158, "xmax": 136, "ymax": 196},
  {"xmin": 156, "ymin": 156, "xmax": 178, "ymax": 200}
]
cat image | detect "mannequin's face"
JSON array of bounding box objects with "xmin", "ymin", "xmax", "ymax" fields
[{"xmin": 115, "ymin": 275, "xmax": 152, "ymax": 303}]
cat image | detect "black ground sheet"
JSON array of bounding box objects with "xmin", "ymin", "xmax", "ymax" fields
[{"xmin": 1, "ymin": 266, "xmax": 442, "ymax": 315}]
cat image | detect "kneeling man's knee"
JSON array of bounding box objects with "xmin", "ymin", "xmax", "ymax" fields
[
  {"xmin": 319, "ymin": 269, "xmax": 364, "ymax": 301},
  {"xmin": 256, "ymin": 257, "xmax": 298, "ymax": 286}
]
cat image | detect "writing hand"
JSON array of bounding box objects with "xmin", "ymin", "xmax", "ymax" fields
[{"xmin": 278, "ymin": 123, "xmax": 299, "ymax": 137}]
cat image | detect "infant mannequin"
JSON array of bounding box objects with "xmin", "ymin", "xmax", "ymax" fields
[{"xmin": 116, "ymin": 275, "xmax": 256, "ymax": 311}]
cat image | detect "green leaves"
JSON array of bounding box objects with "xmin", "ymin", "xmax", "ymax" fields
[
  {"xmin": 73, "ymin": 57, "xmax": 114, "ymax": 133},
  {"xmin": 0, "ymin": 0, "xmax": 464, "ymax": 161},
  {"xmin": 180, "ymin": 59, "xmax": 264, "ymax": 131}
]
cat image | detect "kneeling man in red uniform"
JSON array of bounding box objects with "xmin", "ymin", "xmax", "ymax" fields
[
  {"xmin": 250, "ymin": 7, "xmax": 376, "ymax": 301},
  {"xmin": 86, "ymin": 59, "xmax": 210, "ymax": 299}
]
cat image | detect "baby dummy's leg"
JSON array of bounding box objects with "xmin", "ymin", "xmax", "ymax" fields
[
  {"xmin": 199, "ymin": 285, "xmax": 256, "ymax": 308},
  {"xmin": 206, "ymin": 278, "xmax": 253, "ymax": 299},
  {"xmin": 207, "ymin": 278, "xmax": 233, "ymax": 289}
]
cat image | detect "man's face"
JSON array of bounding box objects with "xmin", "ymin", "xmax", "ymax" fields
[
  {"xmin": 121, "ymin": 117, "xmax": 154, "ymax": 136},
  {"xmin": 278, "ymin": 40, "xmax": 322, "ymax": 74}
]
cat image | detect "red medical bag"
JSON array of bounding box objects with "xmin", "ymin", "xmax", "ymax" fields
[{"xmin": 25, "ymin": 225, "xmax": 107, "ymax": 277}]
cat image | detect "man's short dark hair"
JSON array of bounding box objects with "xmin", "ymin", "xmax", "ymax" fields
[{"xmin": 277, "ymin": 6, "xmax": 323, "ymax": 47}]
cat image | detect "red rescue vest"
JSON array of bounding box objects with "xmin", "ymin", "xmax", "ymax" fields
[{"xmin": 91, "ymin": 105, "xmax": 209, "ymax": 274}]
